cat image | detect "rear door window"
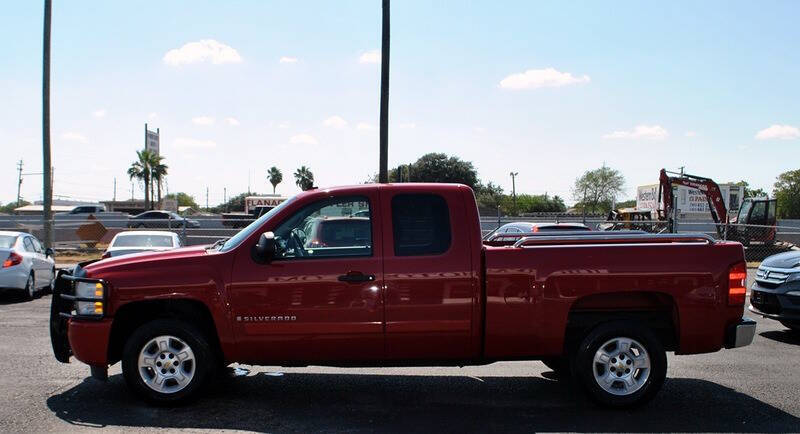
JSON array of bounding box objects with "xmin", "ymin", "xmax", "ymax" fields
[{"xmin": 391, "ymin": 194, "xmax": 451, "ymax": 256}]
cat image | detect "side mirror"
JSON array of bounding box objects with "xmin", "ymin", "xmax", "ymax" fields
[
  {"xmin": 45, "ymin": 248, "xmax": 54, "ymax": 257},
  {"xmin": 252, "ymin": 231, "xmax": 276, "ymax": 264}
]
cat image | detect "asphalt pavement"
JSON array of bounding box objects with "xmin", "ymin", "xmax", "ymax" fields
[{"xmin": 0, "ymin": 270, "xmax": 798, "ymax": 433}]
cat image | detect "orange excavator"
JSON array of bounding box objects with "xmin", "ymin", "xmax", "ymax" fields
[{"xmin": 658, "ymin": 169, "xmax": 777, "ymax": 245}]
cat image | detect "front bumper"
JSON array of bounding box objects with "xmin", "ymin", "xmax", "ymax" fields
[
  {"xmin": 749, "ymin": 281, "xmax": 800, "ymax": 323},
  {"xmin": 724, "ymin": 317, "xmax": 757, "ymax": 348},
  {"xmin": 50, "ymin": 268, "xmax": 109, "ymax": 364}
]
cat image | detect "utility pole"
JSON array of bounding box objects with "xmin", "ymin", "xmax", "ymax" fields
[
  {"xmin": 206, "ymin": 187, "xmax": 209, "ymax": 211},
  {"xmin": 130, "ymin": 182, "xmax": 134, "ymax": 201},
  {"xmin": 16, "ymin": 160, "xmax": 23, "ymax": 206},
  {"xmin": 113, "ymin": 177, "xmax": 117, "ymax": 203},
  {"xmin": 223, "ymin": 187, "xmax": 227, "ymax": 212},
  {"xmin": 510, "ymin": 172, "xmax": 518, "ymax": 213},
  {"xmin": 42, "ymin": 0, "xmax": 53, "ymax": 249},
  {"xmin": 378, "ymin": 0, "xmax": 390, "ymax": 183}
]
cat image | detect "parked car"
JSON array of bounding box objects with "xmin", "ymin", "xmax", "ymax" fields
[
  {"xmin": 0, "ymin": 231, "xmax": 55, "ymax": 299},
  {"xmin": 127, "ymin": 211, "xmax": 200, "ymax": 229},
  {"xmin": 749, "ymin": 250, "xmax": 800, "ymax": 333},
  {"xmin": 66, "ymin": 204, "xmax": 107, "ymax": 214},
  {"xmin": 483, "ymin": 222, "xmax": 591, "ymax": 245},
  {"xmin": 102, "ymin": 231, "xmax": 183, "ymax": 259},
  {"xmin": 302, "ymin": 217, "xmax": 371, "ymax": 248},
  {"xmin": 51, "ymin": 183, "xmax": 754, "ymax": 407}
]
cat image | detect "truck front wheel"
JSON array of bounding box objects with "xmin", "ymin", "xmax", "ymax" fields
[
  {"xmin": 121, "ymin": 319, "xmax": 215, "ymax": 405},
  {"xmin": 572, "ymin": 321, "xmax": 666, "ymax": 408}
]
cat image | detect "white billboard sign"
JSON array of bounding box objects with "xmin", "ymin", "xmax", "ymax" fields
[{"xmin": 145, "ymin": 124, "xmax": 159, "ymax": 155}]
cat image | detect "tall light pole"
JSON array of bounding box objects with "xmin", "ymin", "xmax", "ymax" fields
[
  {"xmin": 510, "ymin": 172, "xmax": 518, "ymax": 213},
  {"xmin": 378, "ymin": 0, "xmax": 390, "ymax": 183},
  {"xmin": 42, "ymin": 0, "xmax": 53, "ymax": 249}
]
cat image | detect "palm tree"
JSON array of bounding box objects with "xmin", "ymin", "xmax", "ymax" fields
[
  {"xmin": 127, "ymin": 150, "xmax": 154, "ymax": 209},
  {"xmin": 294, "ymin": 166, "xmax": 314, "ymax": 191},
  {"xmin": 267, "ymin": 166, "xmax": 283, "ymax": 194},
  {"xmin": 150, "ymin": 154, "xmax": 168, "ymax": 206}
]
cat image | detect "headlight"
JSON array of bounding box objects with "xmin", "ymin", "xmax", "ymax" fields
[
  {"xmin": 75, "ymin": 281, "xmax": 105, "ymax": 316},
  {"xmin": 786, "ymin": 290, "xmax": 800, "ymax": 297}
]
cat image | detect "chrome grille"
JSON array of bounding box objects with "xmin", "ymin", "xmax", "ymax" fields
[{"xmin": 756, "ymin": 266, "xmax": 794, "ymax": 286}]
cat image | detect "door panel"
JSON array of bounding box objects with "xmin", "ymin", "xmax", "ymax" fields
[
  {"xmin": 228, "ymin": 192, "xmax": 384, "ymax": 363},
  {"xmin": 380, "ymin": 189, "xmax": 475, "ymax": 360}
]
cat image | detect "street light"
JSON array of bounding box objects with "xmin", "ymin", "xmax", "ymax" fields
[{"xmin": 510, "ymin": 172, "xmax": 518, "ymax": 213}]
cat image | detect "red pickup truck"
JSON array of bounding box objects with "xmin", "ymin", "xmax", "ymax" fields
[{"xmin": 50, "ymin": 183, "xmax": 755, "ymax": 407}]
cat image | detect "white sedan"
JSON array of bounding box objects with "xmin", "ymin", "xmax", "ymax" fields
[
  {"xmin": 102, "ymin": 231, "xmax": 183, "ymax": 258},
  {"xmin": 0, "ymin": 231, "xmax": 56, "ymax": 299}
]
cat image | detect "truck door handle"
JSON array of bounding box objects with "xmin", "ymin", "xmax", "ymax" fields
[{"xmin": 338, "ymin": 272, "xmax": 375, "ymax": 283}]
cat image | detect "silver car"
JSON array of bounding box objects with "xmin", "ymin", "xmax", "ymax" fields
[{"xmin": 0, "ymin": 231, "xmax": 56, "ymax": 299}]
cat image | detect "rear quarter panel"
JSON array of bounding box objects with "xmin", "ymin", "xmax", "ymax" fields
[{"xmin": 483, "ymin": 241, "xmax": 745, "ymax": 357}]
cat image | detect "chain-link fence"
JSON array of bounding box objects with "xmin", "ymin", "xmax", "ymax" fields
[{"xmin": 0, "ymin": 212, "xmax": 796, "ymax": 265}]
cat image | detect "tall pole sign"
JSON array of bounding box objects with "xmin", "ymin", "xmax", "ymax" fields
[
  {"xmin": 144, "ymin": 123, "xmax": 160, "ymax": 155},
  {"xmin": 378, "ymin": 0, "xmax": 390, "ymax": 183}
]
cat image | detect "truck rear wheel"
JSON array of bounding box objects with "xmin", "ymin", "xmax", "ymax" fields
[
  {"xmin": 572, "ymin": 321, "xmax": 666, "ymax": 408},
  {"xmin": 122, "ymin": 319, "xmax": 215, "ymax": 405}
]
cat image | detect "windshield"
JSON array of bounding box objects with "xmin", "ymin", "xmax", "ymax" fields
[
  {"xmin": 219, "ymin": 195, "xmax": 297, "ymax": 252},
  {"xmin": 0, "ymin": 235, "xmax": 17, "ymax": 248},
  {"xmin": 113, "ymin": 234, "xmax": 174, "ymax": 247},
  {"xmin": 737, "ymin": 200, "xmax": 752, "ymax": 223}
]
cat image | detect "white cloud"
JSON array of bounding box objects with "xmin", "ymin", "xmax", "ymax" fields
[
  {"xmin": 398, "ymin": 122, "xmax": 416, "ymax": 129},
  {"xmin": 473, "ymin": 127, "xmax": 487, "ymax": 133},
  {"xmin": 359, "ymin": 49, "xmax": 380, "ymax": 64},
  {"xmin": 277, "ymin": 122, "xmax": 290, "ymax": 129},
  {"xmin": 279, "ymin": 56, "xmax": 298, "ymax": 63},
  {"xmin": 603, "ymin": 125, "xmax": 669, "ymax": 140},
  {"xmin": 60, "ymin": 132, "xmax": 88, "ymax": 143},
  {"xmin": 290, "ymin": 134, "xmax": 318, "ymax": 145},
  {"xmin": 92, "ymin": 109, "xmax": 106, "ymax": 118},
  {"xmin": 499, "ymin": 67, "xmax": 590, "ymax": 90},
  {"xmin": 163, "ymin": 39, "xmax": 242, "ymax": 66},
  {"xmin": 684, "ymin": 131, "xmax": 697, "ymax": 137},
  {"xmin": 323, "ymin": 115, "xmax": 348, "ymax": 129},
  {"xmin": 755, "ymin": 124, "xmax": 800, "ymax": 140},
  {"xmin": 356, "ymin": 122, "xmax": 376, "ymax": 131},
  {"xmin": 148, "ymin": 112, "xmax": 158, "ymax": 120},
  {"xmin": 173, "ymin": 137, "xmax": 217, "ymax": 149},
  {"xmin": 192, "ymin": 116, "xmax": 215, "ymax": 126},
  {"xmin": 224, "ymin": 117, "xmax": 240, "ymax": 126}
]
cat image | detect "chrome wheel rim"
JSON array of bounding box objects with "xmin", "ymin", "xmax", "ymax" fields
[
  {"xmin": 138, "ymin": 335, "xmax": 196, "ymax": 394},
  {"xmin": 592, "ymin": 337, "xmax": 650, "ymax": 396}
]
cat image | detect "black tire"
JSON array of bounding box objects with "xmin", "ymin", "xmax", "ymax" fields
[
  {"xmin": 572, "ymin": 321, "xmax": 666, "ymax": 408},
  {"xmin": 24, "ymin": 272, "xmax": 36, "ymax": 300},
  {"xmin": 541, "ymin": 357, "xmax": 570, "ymax": 377},
  {"xmin": 122, "ymin": 319, "xmax": 215, "ymax": 405}
]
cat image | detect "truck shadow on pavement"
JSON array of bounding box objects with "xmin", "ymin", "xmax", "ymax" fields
[{"xmin": 47, "ymin": 371, "xmax": 798, "ymax": 432}]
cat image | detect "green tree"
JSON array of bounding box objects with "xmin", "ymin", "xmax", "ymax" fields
[
  {"xmin": 572, "ymin": 165, "xmax": 625, "ymax": 214},
  {"xmin": 499, "ymin": 193, "xmax": 567, "ymax": 216},
  {"xmin": 294, "ymin": 166, "xmax": 314, "ymax": 191},
  {"xmin": 150, "ymin": 154, "xmax": 168, "ymax": 206},
  {"xmin": 267, "ymin": 166, "xmax": 283, "ymax": 194},
  {"xmin": 0, "ymin": 200, "xmax": 30, "ymax": 214},
  {"xmin": 390, "ymin": 153, "xmax": 479, "ymax": 189},
  {"xmin": 163, "ymin": 192, "xmax": 198, "ymax": 209},
  {"xmin": 774, "ymin": 169, "xmax": 800, "ymax": 219},
  {"xmin": 475, "ymin": 181, "xmax": 504, "ymax": 213},
  {"xmin": 730, "ymin": 180, "xmax": 768, "ymax": 198},
  {"xmin": 127, "ymin": 150, "xmax": 156, "ymax": 210},
  {"xmin": 615, "ymin": 199, "xmax": 637, "ymax": 209}
]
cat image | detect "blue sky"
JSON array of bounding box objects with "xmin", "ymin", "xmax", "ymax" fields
[{"xmin": 2, "ymin": 1, "xmax": 799, "ymax": 206}]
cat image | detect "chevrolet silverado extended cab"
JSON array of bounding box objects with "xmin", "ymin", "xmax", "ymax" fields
[{"xmin": 50, "ymin": 183, "xmax": 755, "ymax": 407}]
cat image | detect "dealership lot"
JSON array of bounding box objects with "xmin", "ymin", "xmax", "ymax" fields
[{"xmin": 1, "ymin": 270, "xmax": 798, "ymax": 433}]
